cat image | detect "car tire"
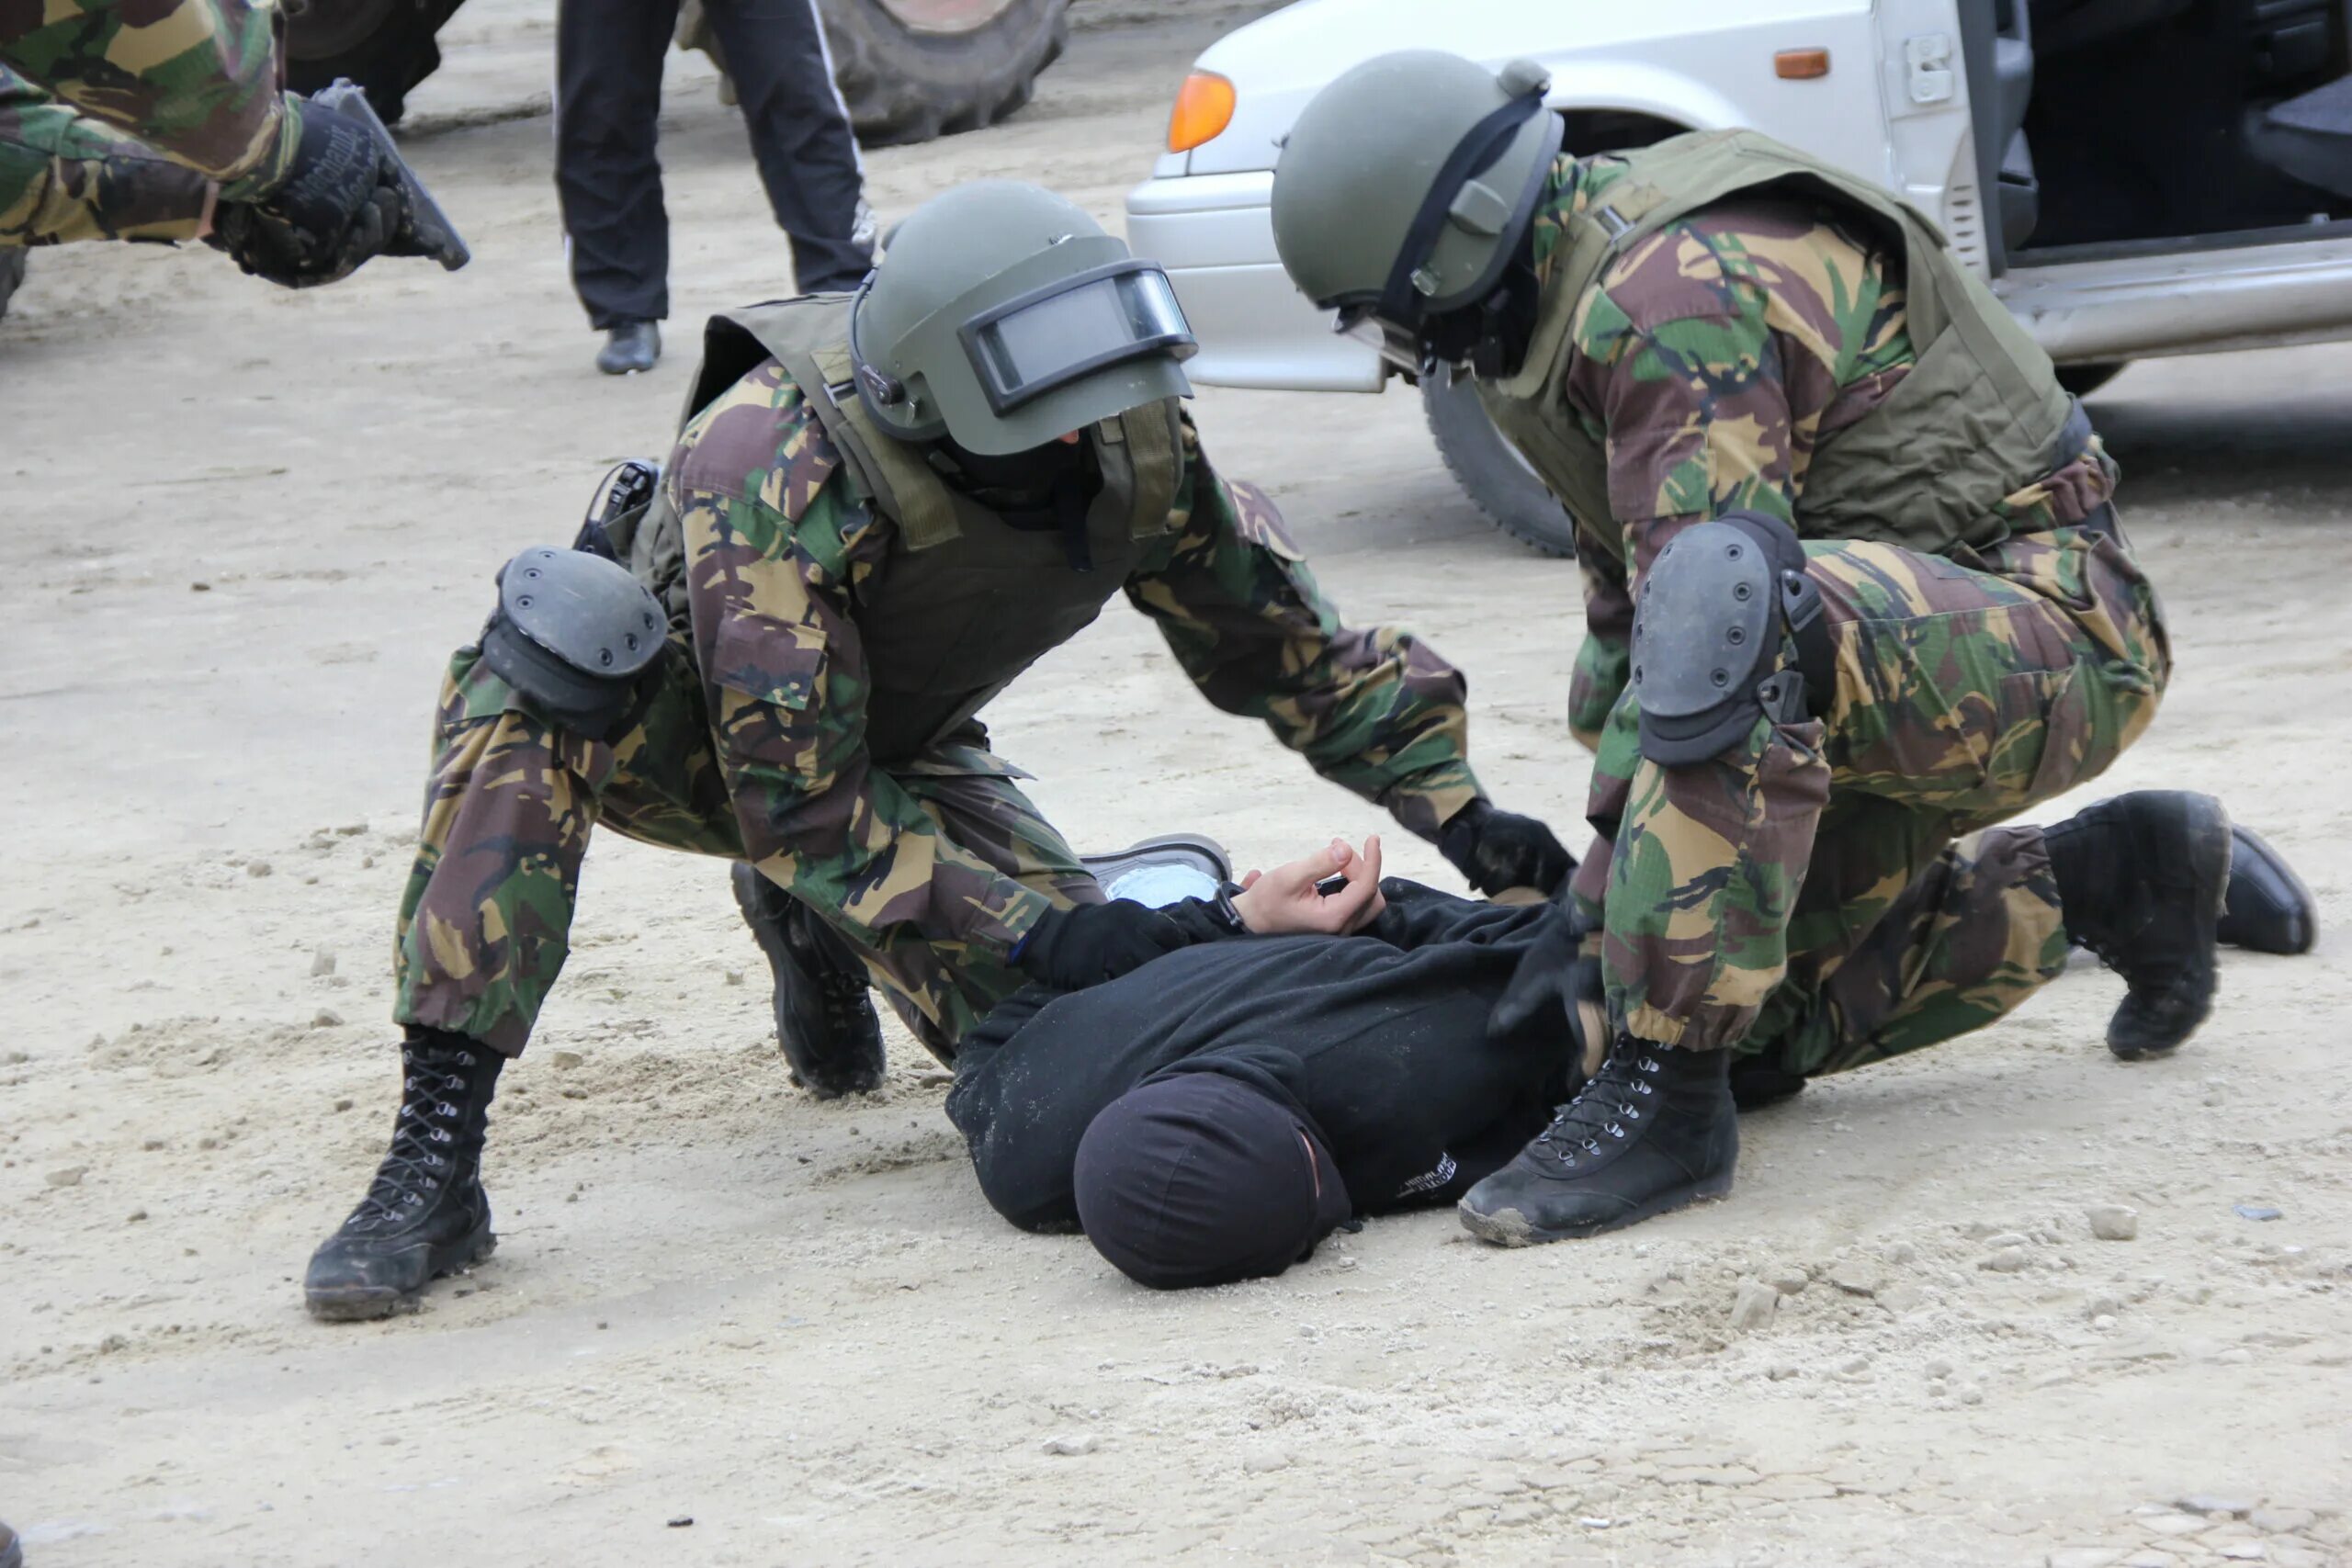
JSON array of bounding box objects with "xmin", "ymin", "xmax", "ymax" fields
[
  {"xmin": 1420, "ymin": 373, "xmax": 1577, "ymax": 558},
  {"xmin": 819, "ymin": 0, "xmax": 1069, "ymax": 147},
  {"xmin": 0, "ymin": 248, "xmax": 24, "ymax": 325},
  {"xmin": 2056, "ymin": 361, "xmax": 2128, "ymax": 397},
  {"xmin": 282, "ymin": 0, "xmax": 466, "ymax": 124}
]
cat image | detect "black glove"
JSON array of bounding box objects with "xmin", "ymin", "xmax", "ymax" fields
[
  {"xmin": 209, "ymin": 104, "xmax": 430, "ymax": 288},
  {"xmin": 1489, "ymin": 900, "xmax": 1603, "ymax": 1071},
  {"xmin": 1013, "ymin": 899, "xmax": 1193, "ymax": 990},
  {"xmin": 1440, "ymin": 799, "xmax": 1576, "ymax": 897}
]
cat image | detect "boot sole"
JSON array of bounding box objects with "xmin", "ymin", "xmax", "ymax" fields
[
  {"xmin": 1459, "ymin": 1167, "xmax": 1736, "ymax": 1247},
  {"xmin": 2109, "ymin": 794, "xmax": 2232, "ymax": 1061},
  {"xmin": 304, "ymin": 1221, "xmax": 497, "ymax": 1323}
]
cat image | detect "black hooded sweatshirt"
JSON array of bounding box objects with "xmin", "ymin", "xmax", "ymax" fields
[{"xmin": 945, "ymin": 880, "xmax": 1577, "ymax": 1234}]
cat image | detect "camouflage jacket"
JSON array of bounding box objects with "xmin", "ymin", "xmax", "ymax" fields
[
  {"xmin": 665, "ymin": 360, "xmax": 1487, "ymax": 959},
  {"xmin": 1522, "ymin": 153, "xmax": 2122, "ymax": 751},
  {"xmin": 1, "ymin": 0, "xmax": 300, "ymax": 246}
]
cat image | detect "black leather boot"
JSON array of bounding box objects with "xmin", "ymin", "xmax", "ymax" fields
[
  {"xmin": 731, "ymin": 863, "xmax": 886, "ymax": 1097},
  {"xmin": 305, "ymin": 1029, "xmax": 500, "ymax": 1321},
  {"xmin": 2217, "ymin": 823, "xmax": 2318, "ymax": 955},
  {"xmin": 1458, "ymin": 1037, "xmax": 1738, "ymax": 1245},
  {"xmin": 595, "ymin": 320, "xmax": 660, "ymax": 375},
  {"xmin": 2047, "ymin": 791, "xmax": 2231, "ymax": 1060}
]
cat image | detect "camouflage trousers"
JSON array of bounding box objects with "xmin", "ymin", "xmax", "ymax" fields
[
  {"xmin": 1575, "ymin": 520, "xmax": 2170, "ymax": 1062},
  {"xmin": 390, "ymin": 641, "xmax": 1101, "ymax": 1060}
]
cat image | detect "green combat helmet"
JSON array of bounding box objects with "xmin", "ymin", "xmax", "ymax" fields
[
  {"xmin": 849, "ymin": 180, "xmax": 1198, "ymax": 455},
  {"xmin": 1271, "ymin": 51, "xmax": 1561, "ymax": 366}
]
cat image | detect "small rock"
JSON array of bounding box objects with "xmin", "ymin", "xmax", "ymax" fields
[
  {"xmin": 1985, "ymin": 1232, "xmax": 2031, "ymax": 1249},
  {"xmin": 1766, "ymin": 1362, "xmax": 1801, "ymax": 1381},
  {"xmin": 1878, "ymin": 1282, "xmax": 1927, "ymax": 1314},
  {"xmin": 2248, "ymin": 1509, "xmax": 2315, "ymax": 1534},
  {"xmin": 1765, "ymin": 1265, "xmax": 1810, "ymax": 1295},
  {"xmin": 2086, "ymin": 1204, "xmax": 2140, "ymax": 1241},
  {"xmin": 311, "ymin": 1009, "xmax": 344, "ymax": 1028},
  {"xmin": 723, "ymin": 968, "xmax": 745, "ymax": 986},
  {"xmin": 1979, "ymin": 1247, "xmax": 2030, "ymax": 1273},
  {"xmin": 665, "ymin": 1517, "xmax": 693, "ymax": 1529},
  {"xmin": 311, "ymin": 948, "xmax": 337, "ymax": 978},
  {"xmin": 2177, "ymin": 1496, "xmax": 2254, "ymax": 1518},
  {"xmin": 2233, "ymin": 1205, "xmax": 2283, "ymax": 1223},
  {"xmin": 190, "ymin": 581, "xmax": 211, "ymax": 592},
  {"xmin": 1924, "ymin": 1359, "xmax": 1955, "ymax": 1380},
  {"xmin": 2213, "ymin": 1546, "xmax": 2265, "ymax": 1562},
  {"xmin": 334, "ymin": 1098, "xmax": 353, "ymax": 1112},
  {"xmin": 1826, "ymin": 1265, "xmax": 1883, "ymax": 1298},
  {"xmin": 1881, "ymin": 1241, "xmax": 1918, "ymax": 1265},
  {"xmin": 126, "ymin": 1209, "xmax": 147, "ymax": 1223},
  {"xmin": 335, "ymin": 822, "xmax": 368, "ymax": 836},
  {"xmin": 45, "ymin": 1166, "xmax": 87, "ymax": 1188},
  {"xmin": 1242, "ymin": 1451, "xmax": 1292, "ymax": 1473},
  {"xmin": 98, "ymin": 1333, "xmax": 129, "ymax": 1353},
  {"xmin": 1043, "ymin": 1434, "xmax": 1099, "ymax": 1457},
  {"xmin": 246, "ymin": 860, "xmax": 272, "ymax": 878},
  {"xmin": 1956, "ymin": 1383, "xmax": 1984, "ymax": 1405},
  {"xmin": 361, "ymin": 854, "xmax": 376, "ymax": 869},
  {"xmin": 2088, "ymin": 1295, "xmax": 2125, "ymax": 1318},
  {"xmin": 1729, "ymin": 1279, "xmax": 1779, "ymax": 1331},
  {"xmin": 2142, "ymin": 1513, "xmax": 2208, "ymax": 1537},
  {"xmin": 2091, "ymin": 1314, "xmax": 2119, "ymax": 1331},
  {"xmin": 550, "ymin": 1050, "xmax": 585, "ymax": 1071}
]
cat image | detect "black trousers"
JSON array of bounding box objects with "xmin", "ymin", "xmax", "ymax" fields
[{"xmin": 554, "ymin": 0, "xmax": 871, "ymax": 329}]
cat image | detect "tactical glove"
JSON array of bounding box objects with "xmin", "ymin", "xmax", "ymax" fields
[
  {"xmin": 209, "ymin": 101, "xmax": 432, "ymax": 288},
  {"xmin": 1440, "ymin": 799, "xmax": 1576, "ymax": 897},
  {"xmin": 1489, "ymin": 900, "xmax": 1605, "ymax": 1075},
  {"xmin": 1013, "ymin": 899, "xmax": 1193, "ymax": 990}
]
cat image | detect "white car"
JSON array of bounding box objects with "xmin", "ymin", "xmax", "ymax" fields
[{"xmin": 1126, "ymin": 0, "xmax": 2352, "ymax": 553}]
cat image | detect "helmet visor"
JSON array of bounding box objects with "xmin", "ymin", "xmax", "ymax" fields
[
  {"xmin": 959, "ymin": 261, "xmax": 1197, "ymax": 416},
  {"xmin": 1337, "ymin": 303, "xmax": 1430, "ymax": 375}
]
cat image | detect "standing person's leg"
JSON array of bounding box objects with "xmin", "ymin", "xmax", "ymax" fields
[
  {"xmin": 701, "ymin": 0, "xmax": 873, "ymax": 293},
  {"xmin": 555, "ymin": 0, "xmax": 683, "ymax": 345},
  {"xmin": 1464, "ymin": 519, "xmax": 2174, "ymax": 1243}
]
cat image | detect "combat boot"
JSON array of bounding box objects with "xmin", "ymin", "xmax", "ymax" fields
[
  {"xmin": 1458, "ymin": 1038, "xmax": 1738, "ymax": 1245},
  {"xmin": 595, "ymin": 321, "xmax": 660, "ymax": 375},
  {"xmin": 731, "ymin": 863, "xmax": 886, "ymax": 1097},
  {"xmin": 2217, "ymin": 823, "xmax": 2318, "ymax": 956},
  {"xmin": 2047, "ymin": 791, "xmax": 2232, "ymax": 1060},
  {"xmin": 304, "ymin": 1029, "xmax": 500, "ymax": 1321}
]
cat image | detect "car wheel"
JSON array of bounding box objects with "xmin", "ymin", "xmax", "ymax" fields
[
  {"xmin": 1420, "ymin": 373, "xmax": 1576, "ymax": 558},
  {"xmin": 2056, "ymin": 361, "xmax": 2128, "ymax": 397},
  {"xmin": 0, "ymin": 248, "xmax": 24, "ymax": 325}
]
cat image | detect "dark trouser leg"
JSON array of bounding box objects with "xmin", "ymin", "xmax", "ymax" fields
[
  {"xmin": 392, "ymin": 640, "xmax": 741, "ymax": 1056},
  {"xmin": 701, "ymin": 0, "xmax": 872, "ymax": 293},
  {"xmin": 555, "ymin": 0, "xmax": 683, "ymax": 327}
]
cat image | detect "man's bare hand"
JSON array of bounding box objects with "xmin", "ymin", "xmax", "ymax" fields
[{"xmin": 1230, "ymin": 836, "xmax": 1387, "ymax": 936}]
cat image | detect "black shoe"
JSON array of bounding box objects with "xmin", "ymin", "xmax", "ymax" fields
[
  {"xmin": 305, "ymin": 1030, "xmax": 500, "ymax": 1321},
  {"xmin": 1458, "ymin": 1038, "xmax": 1738, "ymax": 1246},
  {"xmin": 731, "ymin": 863, "xmax": 886, "ymax": 1096},
  {"xmin": 2217, "ymin": 823, "xmax": 2318, "ymax": 955},
  {"xmin": 2048, "ymin": 791, "xmax": 2232, "ymax": 1060},
  {"xmin": 1078, "ymin": 833, "xmax": 1233, "ymax": 906},
  {"xmin": 595, "ymin": 320, "xmax": 660, "ymax": 375}
]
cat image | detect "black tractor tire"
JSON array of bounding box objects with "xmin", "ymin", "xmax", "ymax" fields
[
  {"xmin": 0, "ymin": 248, "xmax": 24, "ymax": 324},
  {"xmin": 2056, "ymin": 361, "xmax": 2128, "ymax": 397},
  {"xmin": 819, "ymin": 0, "xmax": 1069, "ymax": 147},
  {"xmin": 283, "ymin": 0, "xmax": 469, "ymax": 125},
  {"xmin": 1421, "ymin": 373, "xmax": 1577, "ymax": 558}
]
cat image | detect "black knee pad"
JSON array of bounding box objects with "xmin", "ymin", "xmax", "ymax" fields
[
  {"xmin": 1632, "ymin": 512, "xmax": 1819, "ymax": 766},
  {"xmin": 479, "ymin": 546, "xmax": 666, "ymax": 736}
]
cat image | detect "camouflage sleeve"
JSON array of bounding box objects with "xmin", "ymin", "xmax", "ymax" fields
[
  {"xmin": 0, "ymin": 62, "xmax": 210, "ymax": 243},
  {"xmin": 1125, "ymin": 415, "xmax": 1484, "ymax": 840},
  {"xmin": 672, "ymin": 383, "xmax": 1053, "ymax": 958},
  {"xmin": 1566, "ymin": 511, "xmax": 1632, "ymax": 753},
  {"xmin": 1562, "ymin": 200, "xmax": 1912, "ymax": 578},
  {"xmin": 0, "ymin": 0, "xmax": 299, "ymax": 245}
]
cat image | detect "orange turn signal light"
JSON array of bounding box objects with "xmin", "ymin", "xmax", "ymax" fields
[
  {"xmin": 1775, "ymin": 48, "xmax": 1830, "ymax": 79},
  {"xmin": 1168, "ymin": 71, "xmax": 1237, "ymax": 152}
]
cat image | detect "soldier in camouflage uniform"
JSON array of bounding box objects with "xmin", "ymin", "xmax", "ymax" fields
[
  {"xmin": 302, "ymin": 178, "xmax": 1574, "ymax": 1320},
  {"xmin": 3, "ymin": 0, "xmax": 444, "ymax": 283},
  {"xmin": 1272, "ymin": 51, "xmax": 2259, "ymax": 1244}
]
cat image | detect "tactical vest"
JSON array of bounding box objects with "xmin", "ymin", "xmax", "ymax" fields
[
  {"xmin": 614, "ymin": 294, "xmax": 1183, "ymax": 763},
  {"xmin": 1476, "ymin": 130, "xmax": 2075, "ymax": 560}
]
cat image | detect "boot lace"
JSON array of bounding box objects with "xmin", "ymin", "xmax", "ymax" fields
[
  {"xmin": 344, "ymin": 1052, "xmax": 475, "ymax": 1232},
  {"xmin": 1532, "ymin": 1041, "xmax": 1661, "ymax": 1170}
]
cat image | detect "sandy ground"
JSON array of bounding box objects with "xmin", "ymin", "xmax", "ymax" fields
[{"xmin": 3, "ymin": 5, "xmax": 2349, "ymax": 1563}]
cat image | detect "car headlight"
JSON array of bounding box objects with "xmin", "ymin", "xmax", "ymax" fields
[{"xmin": 1167, "ymin": 71, "xmax": 1236, "ymax": 153}]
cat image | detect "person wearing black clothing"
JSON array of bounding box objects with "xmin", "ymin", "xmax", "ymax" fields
[
  {"xmin": 947, "ymin": 839, "xmax": 1583, "ymax": 1287},
  {"xmin": 556, "ymin": 0, "xmax": 873, "ymax": 375}
]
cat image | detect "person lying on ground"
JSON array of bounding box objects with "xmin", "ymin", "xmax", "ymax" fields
[{"xmin": 946, "ymin": 814, "xmax": 2318, "ymax": 1291}]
